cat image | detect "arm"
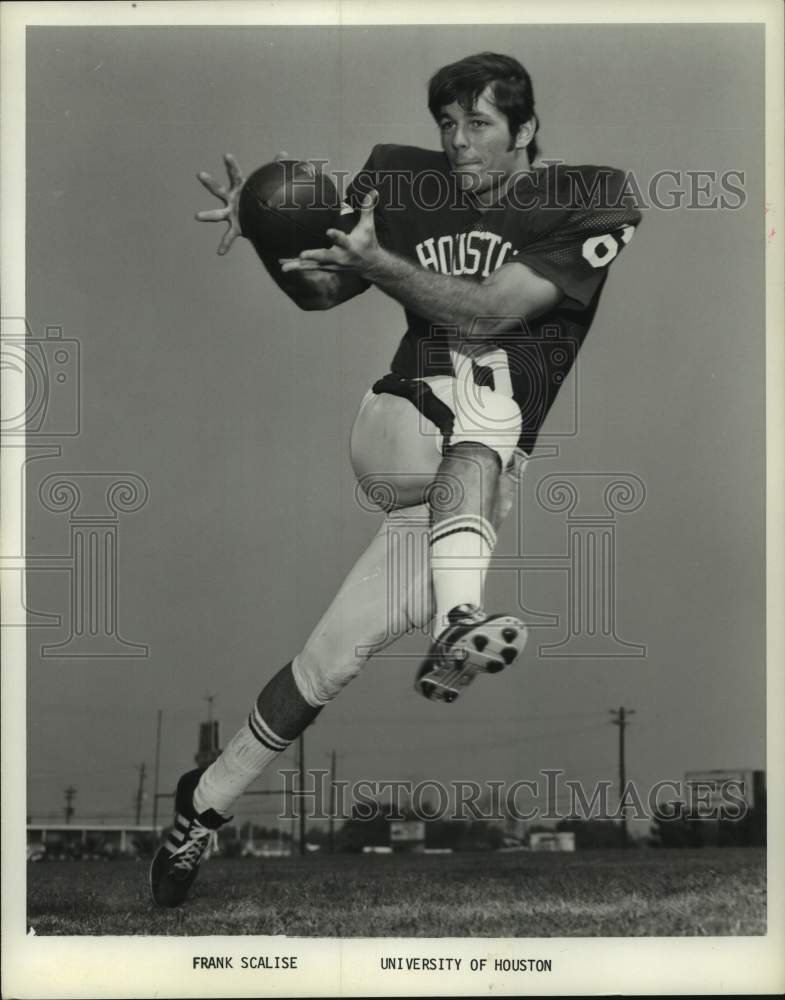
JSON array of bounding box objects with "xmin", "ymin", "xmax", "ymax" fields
[
  {"xmin": 363, "ymin": 251, "xmax": 562, "ymax": 330},
  {"xmin": 282, "ymin": 192, "xmax": 563, "ymax": 334},
  {"xmin": 195, "ymin": 152, "xmax": 368, "ymax": 311}
]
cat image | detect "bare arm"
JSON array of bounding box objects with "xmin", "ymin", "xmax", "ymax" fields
[
  {"xmin": 283, "ymin": 191, "xmax": 563, "ymax": 333},
  {"xmin": 363, "ymin": 251, "xmax": 561, "ymax": 330}
]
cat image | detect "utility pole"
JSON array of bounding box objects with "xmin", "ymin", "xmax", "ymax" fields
[
  {"xmin": 196, "ymin": 693, "xmax": 221, "ymax": 768},
  {"xmin": 64, "ymin": 785, "xmax": 76, "ymax": 824},
  {"xmin": 328, "ymin": 749, "xmax": 337, "ymax": 854},
  {"xmin": 610, "ymin": 706, "xmax": 636, "ymax": 846},
  {"xmin": 135, "ymin": 762, "xmax": 147, "ymax": 825},
  {"xmin": 298, "ymin": 732, "xmax": 306, "ymax": 856},
  {"xmin": 152, "ymin": 710, "xmax": 163, "ymax": 833}
]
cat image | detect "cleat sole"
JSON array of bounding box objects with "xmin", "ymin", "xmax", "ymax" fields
[{"xmin": 415, "ymin": 615, "xmax": 528, "ymax": 703}]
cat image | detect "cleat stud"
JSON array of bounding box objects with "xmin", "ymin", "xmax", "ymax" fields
[
  {"xmin": 473, "ymin": 635, "xmax": 488, "ymax": 652},
  {"xmin": 444, "ymin": 691, "xmax": 458, "ymax": 703},
  {"xmin": 486, "ymin": 659, "xmax": 505, "ymax": 674},
  {"xmin": 501, "ymin": 647, "xmax": 517, "ymax": 665},
  {"xmin": 502, "ymin": 627, "xmax": 517, "ymax": 643}
]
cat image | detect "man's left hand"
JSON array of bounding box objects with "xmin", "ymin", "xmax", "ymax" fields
[{"xmin": 279, "ymin": 191, "xmax": 385, "ymax": 279}]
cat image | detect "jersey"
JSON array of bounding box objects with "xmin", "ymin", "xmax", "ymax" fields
[{"xmin": 345, "ymin": 144, "xmax": 641, "ymax": 454}]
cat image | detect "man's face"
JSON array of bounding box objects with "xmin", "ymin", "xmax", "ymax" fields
[{"xmin": 437, "ymin": 87, "xmax": 529, "ymax": 198}]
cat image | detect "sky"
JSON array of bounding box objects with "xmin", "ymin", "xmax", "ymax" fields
[{"xmin": 20, "ymin": 22, "xmax": 766, "ymax": 836}]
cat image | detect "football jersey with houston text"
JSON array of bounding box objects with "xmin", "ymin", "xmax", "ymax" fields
[{"xmin": 345, "ymin": 144, "xmax": 641, "ymax": 453}]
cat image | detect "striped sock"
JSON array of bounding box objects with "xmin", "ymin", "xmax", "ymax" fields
[
  {"xmin": 193, "ymin": 702, "xmax": 290, "ymax": 817},
  {"xmin": 430, "ymin": 514, "xmax": 497, "ymax": 633}
]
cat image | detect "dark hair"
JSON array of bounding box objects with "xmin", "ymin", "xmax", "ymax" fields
[{"xmin": 428, "ymin": 52, "xmax": 540, "ymax": 163}]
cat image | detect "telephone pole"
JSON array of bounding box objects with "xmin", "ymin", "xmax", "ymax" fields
[
  {"xmin": 152, "ymin": 710, "xmax": 163, "ymax": 832},
  {"xmin": 135, "ymin": 762, "xmax": 147, "ymax": 825},
  {"xmin": 64, "ymin": 785, "xmax": 76, "ymax": 824},
  {"xmin": 610, "ymin": 706, "xmax": 636, "ymax": 845},
  {"xmin": 298, "ymin": 733, "xmax": 306, "ymax": 856},
  {"xmin": 328, "ymin": 749, "xmax": 339, "ymax": 854}
]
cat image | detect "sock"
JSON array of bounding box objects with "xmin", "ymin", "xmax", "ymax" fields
[
  {"xmin": 193, "ymin": 662, "xmax": 321, "ymax": 817},
  {"xmin": 429, "ymin": 514, "xmax": 497, "ymax": 633},
  {"xmin": 193, "ymin": 704, "xmax": 290, "ymax": 817}
]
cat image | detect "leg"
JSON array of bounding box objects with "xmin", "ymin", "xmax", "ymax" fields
[
  {"xmin": 198, "ymin": 514, "xmax": 427, "ymax": 811},
  {"xmin": 427, "ymin": 439, "xmax": 501, "ymax": 632},
  {"xmin": 424, "ymin": 373, "xmax": 521, "ymax": 630},
  {"xmin": 151, "ymin": 511, "xmax": 429, "ymax": 907},
  {"xmin": 352, "ymin": 375, "xmax": 530, "ymax": 702},
  {"xmin": 416, "ymin": 438, "xmax": 530, "ymax": 702}
]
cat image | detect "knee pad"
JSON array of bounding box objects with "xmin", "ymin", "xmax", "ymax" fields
[
  {"xmin": 350, "ymin": 387, "xmax": 442, "ymax": 511},
  {"xmin": 292, "ymin": 647, "xmax": 366, "ymax": 708},
  {"xmin": 292, "ymin": 603, "xmax": 399, "ymax": 702}
]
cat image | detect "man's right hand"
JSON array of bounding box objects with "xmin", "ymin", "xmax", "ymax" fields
[{"xmin": 195, "ymin": 150, "xmax": 289, "ymax": 257}]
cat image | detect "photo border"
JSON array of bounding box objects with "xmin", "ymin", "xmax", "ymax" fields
[{"xmin": 2, "ymin": 1, "xmax": 783, "ymax": 997}]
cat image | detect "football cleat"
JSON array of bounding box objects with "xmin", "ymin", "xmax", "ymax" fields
[
  {"xmin": 415, "ymin": 604, "xmax": 528, "ymax": 703},
  {"xmin": 149, "ymin": 768, "xmax": 230, "ymax": 908}
]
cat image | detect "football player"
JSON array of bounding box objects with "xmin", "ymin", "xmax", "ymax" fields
[{"xmin": 150, "ymin": 52, "xmax": 640, "ymax": 906}]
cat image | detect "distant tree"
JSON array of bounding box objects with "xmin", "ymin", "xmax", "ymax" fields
[
  {"xmin": 302, "ymin": 826, "xmax": 331, "ymax": 847},
  {"xmin": 423, "ymin": 818, "xmax": 505, "ymax": 851},
  {"xmin": 463, "ymin": 821, "xmax": 505, "ymax": 851},
  {"xmin": 556, "ymin": 818, "xmax": 625, "ymax": 849},
  {"xmin": 218, "ymin": 825, "xmax": 242, "ymax": 857},
  {"xmin": 648, "ymin": 803, "xmax": 703, "ymax": 848},
  {"xmin": 425, "ymin": 819, "xmax": 467, "ymax": 850},
  {"xmin": 336, "ymin": 812, "xmax": 390, "ymax": 852},
  {"xmin": 130, "ymin": 831, "xmax": 156, "ymax": 858}
]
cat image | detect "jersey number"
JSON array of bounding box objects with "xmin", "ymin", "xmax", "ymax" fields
[
  {"xmin": 581, "ymin": 224, "xmax": 635, "ymax": 269},
  {"xmin": 451, "ymin": 345, "xmax": 514, "ymax": 398}
]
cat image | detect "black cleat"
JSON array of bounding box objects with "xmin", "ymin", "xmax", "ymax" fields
[
  {"xmin": 149, "ymin": 768, "xmax": 230, "ymax": 908},
  {"xmin": 415, "ymin": 604, "xmax": 528, "ymax": 703}
]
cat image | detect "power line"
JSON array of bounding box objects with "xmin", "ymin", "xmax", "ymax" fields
[
  {"xmin": 328, "ymin": 710, "xmax": 611, "ymax": 728},
  {"xmin": 340, "ymin": 721, "xmax": 611, "ymax": 756},
  {"xmin": 28, "ymin": 764, "xmax": 138, "ymax": 780}
]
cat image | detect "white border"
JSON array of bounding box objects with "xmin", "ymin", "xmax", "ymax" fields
[{"xmin": 2, "ymin": 2, "xmax": 783, "ymax": 997}]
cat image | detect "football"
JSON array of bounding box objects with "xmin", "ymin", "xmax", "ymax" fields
[{"xmin": 238, "ymin": 159, "xmax": 345, "ymax": 266}]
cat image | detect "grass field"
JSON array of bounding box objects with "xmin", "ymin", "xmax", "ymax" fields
[{"xmin": 27, "ymin": 847, "xmax": 765, "ymax": 937}]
